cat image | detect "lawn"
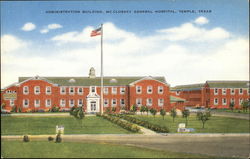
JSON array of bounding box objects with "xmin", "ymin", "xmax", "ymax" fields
[
  {"xmin": 213, "ymin": 109, "xmax": 249, "ymax": 114},
  {"xmin": 132, "ymin": 115, "xmax": 249, "ymax": 133},
  {"xmin": 1, "ymin": 140, "xmax": 213, "ymax": 158},
  {"xmin": 1, "ymin": 116, "xmax": 133, "ymax": 135}
]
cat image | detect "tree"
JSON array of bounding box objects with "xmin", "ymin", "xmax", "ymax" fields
[
  {"xmin": 140, "ymin": 106, "xmax": 145, "ymax": 115},
  {"xmin": 229, "ymin": 102, "xmax": 235, "ymax": 112},
  {"xmin": 160, "ymin": 109, "xmax": 166, "ymax": 120},
  {"xmin": 1, "ymin": 103, "xmax": 6, "ymax": 111},
  {"xmin": 145, "ymin": 106, "xmax": 149, "ymax": 116},
  {"xmin": 111, "ymin": 107, "xmax": 116, "ymax": 114},
  {"xmin": 105, "ymin": 107, "xmax": 111, "ymax": 114},
  {"xmin": 131, "ymin": 105, "xmax": 137, "ymax": 113},
  {"xmin": 182, "ymin": 109, "xmax": 190, "ymax": 126},
  {"xmin": 197, "ymin": 111, "xmax": 211, "ymax": 128},
  {"xmin": 149, "ymin": 108, "xmax": 157, "ymax": 118},
  {"xmin": 170, "ymin": 108, "xmax": 177, "ymax": 122},
  {"xmin": 241, "ymin": 100, "xmax": 249, "ymax": 112},
  {"xmin": 70, "ymin": 106, "xmax": 85, "ymax": 128}
]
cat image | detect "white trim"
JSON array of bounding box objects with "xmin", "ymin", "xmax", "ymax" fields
[
  {"xmin": 136, "ymin": 98, "xmax": 142, "ymax": 106},
  {"xmin": 136, "ymin": 86, "xmax": 142, "ymax": 94},
  {"xmin": 34, "ymin": 86, "xmax": 40, "ymax": 95},
  {"xmin": 112, "ymin": 99, "xmax": 117, "ymax": 107},
  {"xmin": 78, "ymin": 87, "xmax": 83, "ymax": 95},
  {"xmin": 23, "ymin": 99, "xmax": 29, "ymax": 108},
  {"xmin": 230, "ymin": 98, "xmax": 235, "ymax": 104},
  {"xmin": 147, "ymin": 86, "xmax": 153, "ymax": 94},
  {"xmin": 230, "ymin": 88, "xmax": 235, "ymax": 95},
  {"xmin": 239, "ymin": 88, "xmax": 243, "ymax": 94},
  {"xmin": 69, "ymin": 87, "xmax": 75, "ymax": 95},
  {"xmin": 17, "ymin": 76, "xmax": 58, "ymax": 87},
  {"xmin": 46, "ymin": 99, "xmax": 51, "ymax": 107},
  {"xmin": 10, "ymin": 99, "xmax": 15, "ymax": 106},
  {"xmin": 46, "ymin": 86, "xmax": 52, "ymax": 95},
  {"xmin": 120, "ymin": 87, "xmax": 125, "ymax": 94},
  {"xmin": 158, "ymin": 86, "xmax": 163, "ymax": 94},
  {"xmin": 34, "ymin": 99, "xmax": 40, "ymax": 108},
  {"xmin": 129, "ymin": 76, "xmax": 170, "ymax": 87},
  {"xmin": 214, "ymin": 88, "xmax": 218, "ymax": 95},
  {"xmin": 239, "ymin": 98, "xmax": 243, "ymax": 105},
  {"xmin": 104, "ymin": 99, "xmax": 109, "ymax": 107},
  {"xmin": 214, "ymin": 98, "xmax": 218, "ymax": 105},
  {"xmin": 222, "ymin": 88, "xmax": 226, "ymax": 95},
  {"xmin": 222, "ymin": 98, "xmax": 227, "ymax": 105},
  {"xmin": 23, "ymin": 86, "xmax": 29, "ymax": 95},
  {"xmin": 146, "ymin": 98, "xmax": 152, "ymax": 106},
  {"xmin": 78, "ymin": 99, "xmax": 83, "ymax": 106},
  {"xmin": 69, "ymin": 99, "xmax": 74, "ymax": 107},
  {"xmin": 60, "ymin": 99, "xmax": 66, "ymax": 107},
  {"xmin": 120, "ymin": 99, "xmax": 125, "ymax": 106},
  {"xmin": 60, "ymin": 87, "xmax": 66, "ymax": 95},
  {"xmin": 104, "ymin": 87, "xmax": 109, "ymax": 94},
  {"xmin": 112, "ymin": 87, "xmax": 117, "ymax": 94},
  {"xmin": 158, "ymin": 98, "xmax": 164, "ymax": 107}
]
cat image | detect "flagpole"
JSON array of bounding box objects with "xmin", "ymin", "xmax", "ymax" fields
[{"xmin": 101, "ymin": 23, "xmax": 104, "ymax": 114}]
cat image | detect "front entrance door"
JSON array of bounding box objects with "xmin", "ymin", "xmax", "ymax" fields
[{"xmin": 90, "ymin": 101, "xmax": 96, "ymax": 111}]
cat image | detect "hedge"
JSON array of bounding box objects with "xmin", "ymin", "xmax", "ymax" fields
[
  {"xmin": 113, "ymin": 114, "xmax": 169, "ymax": 133},
  {"xmin": 96, "ymin": 113, "xmax": 141, "ymax": 133}
]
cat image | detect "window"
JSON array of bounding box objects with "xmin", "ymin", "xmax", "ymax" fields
[
  {"xmin": 112, "ymin": 99, "xmax": 117, "ymax": 107},
  {"xmin": 158, "ymin": 99, "xmax": 164, "ymax": 107},
  {"xmin": 112, "ymin": 87, "xmax": 117, "ymax": 94},
  {"xmin": 222, "ymin": 88, "xmax": 226, "ymax": 95},
  {"xmin": 91, "ymin": 86, "xmax": 96, "ymax": 93},
  {"xmin": 230, "ymin": 98, "xmax": 235, "ymax": 104},
  {"xmin": 222, "ymin": 98, "xmax": 227, "ymax": 105},
  {"xmin": 69, "ymin": 87, "xmax": 74, "ymax": 94},
  {"xmin": 214, "ymin": 98, "xmax": 218, "ymax": 105},
  {"xmin": 214, "ymin": 88, "xmax": 218, "ymax": 95},
  {"xmin": 136, "ymin": 86, "xmax": 142, "ymax": 94},
  {"xmin": 46, "ymin": 86, "xmax": 51, "ymax": 95},
  {"xmin": 23, "ymin": 99, "xmax": 29, "ymax": 108},
  {"xmin": 146, "ymin": 98, "xmax": 152, "ymax": 106},
  {"xmin": 147, "ymin": 86, "xmax": 153, "ymax": 94},
  {"xmin": 46, "ymin": 99, "xmax": 51, "ymax": 107},
  {"xmin": 78, "ymin": 99, "xmax": 83, "ymax": 106},
  {"xmin": 104, "ymin": 99, "xmax": 109, "ymax": 107},
  {"xmin": 60, "ymin": 87, "xmax": 66, "ymax": 94},
  {"xmin": 69, "ymin": 99, "xmax": 74, "ymax": 107},
  {"xmin": 136, "ymin": 98, "xmax": 142, "ymax": 106},
  {"xmin": 10, "ymin": 99, "xmax": 15, "ymax": 106},
  {"xmin": 78, "ymin": 87, "xmax": 83, "ymax": 95},
  {"xmin": 176, "ymin": 91, "xmax": 180, "ymax": 96},
  {"xmin": 158, "ymin": 86, "xmax": 163, "ymax": 94},
  {"xmin": 120, "ymin": 99, "xmax": 125, "ymax": 106},
  {"xmin": 120, "ymin": 87, "xmax": 125, "ymax": 94},
  {"xmin": 230, "ymin": 88, "xmax": 235, "ymax": 95},
  {"xmin": 34, "ymin": 99, "xmax": 40, "ymax": 107},
  {"xmin": 34, "ymin": 86, "xmax": 40, "ymax": 95},
  {"xmin": 239, "ymin": 88, "xmax": 243, "ymax": 94},
  {"xmin": 23, "ymin": 86, "xmax": 29, "ymax": 94},
  {"xmin": 239, "ymin": 98, "xmax": 243, "ymax": 105},
  {"xmin": 104, "ymin": 87, "xmax": 109, "ymax": 94},
  {"xmin": 60, "ymin": 99, "xmax": 66, "ymax": 107}
]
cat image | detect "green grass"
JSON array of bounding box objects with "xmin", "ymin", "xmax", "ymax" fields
[
  {"xmin": 1, "ymin": 116, "xmax": 134, "ymax": 135},
  {"xmin": 213, "ymin": 109, "xmax": 249, "ymax": 114},
  {"xmin": 133, "ymin": 115, "xmax": 249, "ymax": 133},
  {"xmin": 1, "ymin": 140, "xmax": 212, "ymax": 158}
]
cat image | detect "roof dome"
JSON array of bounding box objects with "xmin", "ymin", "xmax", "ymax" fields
[
  {"xmin": 110, "ymin": 78, "xmax": 117, "ymax": 83},
  {"xmin": 69, "ymin": 78, "xmax": 76, "ymax": 83}
]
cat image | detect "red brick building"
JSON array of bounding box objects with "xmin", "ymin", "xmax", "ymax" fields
[
  {"xmin": 1, "ymin": 68, "xmax": 171, "ymax": 113},
  {"xmin": 171, "ymin": 81, "xmax": 250, "ymax": 109}
]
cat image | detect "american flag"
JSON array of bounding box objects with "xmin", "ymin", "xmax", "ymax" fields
[{"xmin": 90, "ymin": 27, "xmax": 102, "ymax": 37}]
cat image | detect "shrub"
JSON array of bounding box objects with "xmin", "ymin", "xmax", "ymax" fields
[
  {"xmin": 51, "ymin": 106, "xmax": 60, "ymax": 112},
  {"xmin": 18, "ymin": 107, "xmax": 22, "ymax": 113},
  {"xmin": 11, "ymin": 106, "xmax": 17, "ymax": 113},
  {"xmin": 23, "ymin": 135, "xmax": 30, "ymax": 142},
  {"xmin": 55, "ymin": 133, "xmax": 62, "ymax": 143},
  {"xmin": 48, "ymin": 136, "xmax": 54, "ymax": 141}
]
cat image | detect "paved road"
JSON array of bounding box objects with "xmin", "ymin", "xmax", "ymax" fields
[
  {"xmin": 211, "ymin": 111, "xmax": 249, "ymax": 120},
  {"xmin": 2, "ymin": 134, "xmax": 249, "ymax": 158}
]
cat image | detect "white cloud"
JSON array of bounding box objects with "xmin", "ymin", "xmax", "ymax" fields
[
  {"xmin": 1, "ymin": 35, "xmax": 27, "ymax": 53},
  {"xmin": 194, "ymin": 16, "xmax": 209, "ymax": 25},
  {"xmin": 40, "ymin": 29, "xmax": 49, "ymax": 34},
  {"xmin": 21, "ymin": 22, "xmax": 36, "ymax": 31},
  {"xmin": 48, "ymin": 23, "xmax": 63, "ymax": 29}
]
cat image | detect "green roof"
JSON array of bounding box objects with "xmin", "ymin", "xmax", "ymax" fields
[
  {"xmin": 171, "ymin": 83, "xmax": 205, "ymax": 91},
  {"xmin": 18, "ymin": 76, "xmax": 166, "ymax": 86},
  {"xmin": 206, "ymin": 81, "xmax": 249, "ymax": 88},
  {"xmin": 170, "ymin": 95, "xmax": 186, "ymax": 103}
]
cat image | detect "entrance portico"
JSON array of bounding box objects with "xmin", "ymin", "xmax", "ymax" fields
[{"xmin": 86, "ymin": 86, "xmax": 100, "ymax": 113}]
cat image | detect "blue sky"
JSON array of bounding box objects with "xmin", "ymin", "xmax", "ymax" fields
[{"xmin": 1, "ymin": 0, "xmax": 249, "ymax": 88}]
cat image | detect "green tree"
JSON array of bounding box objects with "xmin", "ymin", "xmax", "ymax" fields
[
  {"xmin": 149, "ymin": 108, "xmax": 157, "ymax": 118},
  {"xmin": 70, "ymin": 106, "xmax": 85, "ymax": 128},
  {"xmin": 131, "ymin": 105, "xmax": 138, "ymax": 113},
  {"xmin": 160, "ymin": 109, "xmax": 166, "ymax": 120},
  {"xmin": 229, "ymin": 102, "xmax": 235, "ymax": 112},
  {"xmin": 1, "ymin": 103, "xmax": 6, "ymax": 111},
  {"xmin": 241, "ymin": 100, "xmax": 249, "ymax": 112},
  {"xmin": 105, "ymin": 107, "xmax": 111, "ymax": 114},
  {"xmin": 140, "ymin": 106, "xmax": 145, "ymax": 115},
  {"xmin": 170, "ymin": 108, "xmax": 177, "ymax": 122},
  {"xmin": 111, "ymin": 107, "xmax": 116, "ymax": 114},
  {"xmin": 197, "ymin": 111, "xmax": 211, "ymax": 128},
  {"xmin": 182, "ymin": 109, "xmax": 190, "ymax": 126},
  {"xmin": 145, "ymin": 106, "xmax": 149, "ymax": 116}
]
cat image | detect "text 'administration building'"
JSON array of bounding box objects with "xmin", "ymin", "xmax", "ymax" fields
[
  {"xmin": 1, "ymin": 68, "xmax": 171, "ymax": 113},
  {"xmin": 171, "ymin": 81, "xmax": 250, "ymax": 109}
]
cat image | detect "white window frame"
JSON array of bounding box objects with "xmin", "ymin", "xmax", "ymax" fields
[
  {"xmin": 78, "ymin": 87, "xmax": 83, "ymax": 95},
  {"xmin": 222, "ymin": 98, "xmax": 227, "ymax": 105},
  {"xmin": 112, "ymin": 99, "xmax": 117, "ymax": 107},
  {"xmin": 34, "ymin": 86, "xmax": 40, "ymax": 95},
  {"xmin": 90, "ymin": 86, "xmax": 96, "ymax": 93},
  {"xmin": 239, "ymin": 98, "xmax": 243, "ymax": 105},
  {"xmin": 222, "ymin": 88, "xmax": 226, "ymax": 95},
  {"xmin": 69, "ymin": 99, "xmax": 74, "ymax": 107},
  {"xmin": 34, "ymin": 99, "xmax": 40, "ymax": 108},
  {"xmin": 158, "ymin": 86, "xmax": 163, "ymax": 94},
  {"xmin": 214, "ymin": 98, "xmax": 218, "ymax": 105},
  {"xmin": 230, "ymin": 88, "xmax": 235, "ymax": 95},
  {"xmin": 78, "ymin": 99, "xmax": 83, "ymax": 107},
  {"xmin": 104, "ymin": 87, "xmax": 109, "ymax": 94},
  {"xmin": 104, "ymin": 99, "xmax": 109, "ymax": 107},
  {"xmin": 146, "ymin": 98, "xmax": 152, "ymax": 106},
  {"xmin": 69, "ymin": 87, "xmax": 75, "ymax": 95},
  {"xmin": 147, "ymin": 86, "xmax": 153, "ymax": 94},
  {"xmin": 136, "ymin": 98, "xmax": 142, "ymax": 106},
  {"xmin": 120, "ymin": 87, "xmax": 125, "ymax": 94},
  {"xmin": 120, "ymin": 99, "xmax": 125, "ymax": 106},
  {"xmin": 23, "ymin": 99, "xmax": 29, "ymax": 108},
  {"xmin": 158, "ymin": 98, "xmax": 164, "ymax": 107},
  {"xmin": 239, "ymin": 88, "xmax": 243, "ymax": 94},
  {"xmin": 176, "ymin": 91, "xmax": 180, "ymax": 96},
  {"xmin": 136, "ymin": 86, "xmax": 142, "ymax": 94},
  {"xmin": 60, "ymin": 99, "xmax": 66, "ymax": 107},
  {"xmin": 230, "ymin": 98, "xmax": 235, "ymax": 104},
  {"xmin": 214, "ymin": 88, "xmax": 218, "ymax": 95},
  {"xmin": 46, "ymin": 86, "xmax": 52, "ymax": 95},
  {"xmin": 23, "ymin": 86, "xmax": 29, "ymax": 95},
  {"xmin": 10, "ymin": 99, "xmax": 15, "ymax": 107},
  {"xmin": 46, "ymin": 99, "xmax": 51, "ymax": 107},
  {"xmin": 60, "ymin": 87, "xmax": 66, "ymax": 95},
  {"xmin": 112, "ymin": 87, "xmax": 117, "ymax": 95}
]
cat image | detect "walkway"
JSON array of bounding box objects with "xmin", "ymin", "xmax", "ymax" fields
[{"xmin": 211, "ymin": 111, "xmax": 249, "ymax": 120}]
